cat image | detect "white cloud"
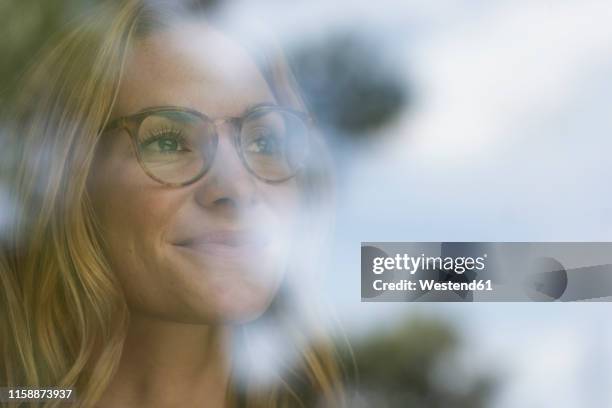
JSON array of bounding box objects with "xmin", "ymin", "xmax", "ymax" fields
[{"xmin": 408, "ymin": 0, "xmax": 612, "ymax": 160}]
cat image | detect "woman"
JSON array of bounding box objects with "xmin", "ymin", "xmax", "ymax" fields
[{"xmin": 0, "ymin": 1, "xmax": 347, "ymax": 406}]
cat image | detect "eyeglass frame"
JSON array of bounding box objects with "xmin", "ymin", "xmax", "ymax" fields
[{"xmin": 103, "ymin": 103, "xmax": 314, "ymax": 187}]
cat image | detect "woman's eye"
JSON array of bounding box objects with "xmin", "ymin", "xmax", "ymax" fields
[
  {"xmin": 246, "ymin": 133, "xmax": 282, "ymax": 155},
  {"xmin": 140, "ymin": 133, "xmax": 188, "ymax": 154}
]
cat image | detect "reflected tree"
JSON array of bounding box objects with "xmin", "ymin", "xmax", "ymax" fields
[
  {"xmin": 289, "ymin": 31, "xmax": 410, "ymax": 142},
  {"xmin": 336, "ymin": 317, "xmax": 497, "ymax": 408}
]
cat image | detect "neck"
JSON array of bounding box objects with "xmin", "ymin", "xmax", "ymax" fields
[{"xmin": 97, "ymin": 312, "xmax": 232, "ymax": 408}]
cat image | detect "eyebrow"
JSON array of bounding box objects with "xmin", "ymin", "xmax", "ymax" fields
[
  {"xmin": 103, "ymin": 101, "xmax": 284, "ymax": 133},
  {"xmin": 127, "ymin": 101, "xmax": 280, "ymax": 118}
]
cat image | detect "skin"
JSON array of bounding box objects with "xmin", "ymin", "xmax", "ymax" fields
[{"xmin": 89, "ymin": 22, "xmax": 300, "ymax": 407}]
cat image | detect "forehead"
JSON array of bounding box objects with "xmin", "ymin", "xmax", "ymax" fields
[{"xmin": 114, "ymin": 22, "xmax": 275, "ymax": 118}]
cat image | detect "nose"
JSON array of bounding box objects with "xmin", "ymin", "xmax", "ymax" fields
[{"xmin": 193, "ymin": 122, "xmax": 258, "ymax": 212}]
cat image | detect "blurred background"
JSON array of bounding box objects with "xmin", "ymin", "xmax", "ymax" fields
[{"xmin": 3, "ymin": 0, "xmax": 612, "ymax": 407}]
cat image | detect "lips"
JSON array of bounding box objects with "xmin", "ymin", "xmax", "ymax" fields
[
  {"xmin": 175, "ymin": 230, "xmax": 270, "ymax": 257},
  {"xmin": 175, "ymin": 230, "xmax": 270, "ymax": 249}
]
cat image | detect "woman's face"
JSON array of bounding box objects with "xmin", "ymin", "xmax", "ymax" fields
[{"xmin": 88, "ymin": 23, "xmax": 300, "ymax": 323}]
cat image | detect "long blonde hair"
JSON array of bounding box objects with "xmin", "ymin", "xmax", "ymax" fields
[{"xmin": 0, "ymin": 1, "xmax": 347, "ymax": 407}]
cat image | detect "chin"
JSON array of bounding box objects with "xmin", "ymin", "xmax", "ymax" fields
[
  {"xmin": 185, "ymin": 293, "xmax": 275, "ymax": 325},
  {"xmin": 174, "ymin": 270, "xmax": 281, "ymax": 324},
  {"xmin": 217, "ymin": 302, "xmax": 273, "ymax": 324}
]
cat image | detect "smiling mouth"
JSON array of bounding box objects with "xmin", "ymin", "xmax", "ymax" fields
[{"xmin": 174, "ymin": 230, "xmax": 271, "ymax": 256}]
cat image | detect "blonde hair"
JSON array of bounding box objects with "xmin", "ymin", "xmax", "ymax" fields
[{"xmin": 0, "ymin": 1, "xmax": 347, "ymax": 407}]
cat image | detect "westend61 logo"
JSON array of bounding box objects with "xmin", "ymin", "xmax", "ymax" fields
[
  {"xmin": 362, "ymin": 242, "xmax": 612, "ymax": 302},
  {"xmin": 372, "ymin": 253, "xmax": 487, "ymax": 275}
]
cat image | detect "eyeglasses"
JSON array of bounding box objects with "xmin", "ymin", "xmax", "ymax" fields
[{"xmin": 103, "ymin": 104, "xmax": 312, "ymax": 187}]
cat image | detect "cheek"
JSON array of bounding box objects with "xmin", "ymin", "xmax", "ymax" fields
[
  {"xmin": 90, "ymin": 152, "xmax": 171, "ymax": 247},
  {"xmin": 258, "ymin": 180, "xmax": 303, "ymax": 265},
  {"xmin": 90, "ymin": 135, "xmax": 177, "ymax": 241},
  {"xmin": 94, "ymin": 186, "xmax": 188, "ymax": 315},
  {"xmin": 97, "ymin": 190, "xmax": 172, "ymax": 259},
  {"xmin": 88, "ymin": 151, "xmax": 183, "ymax": 305},
  {"xmin": 261, "ymin": 180, "xmax": 301, "ymax": 227}
]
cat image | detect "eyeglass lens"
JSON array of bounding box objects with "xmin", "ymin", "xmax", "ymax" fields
[{"xmin": 134, "ymin": 109, "xmax": 309, "ymax": 184}]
